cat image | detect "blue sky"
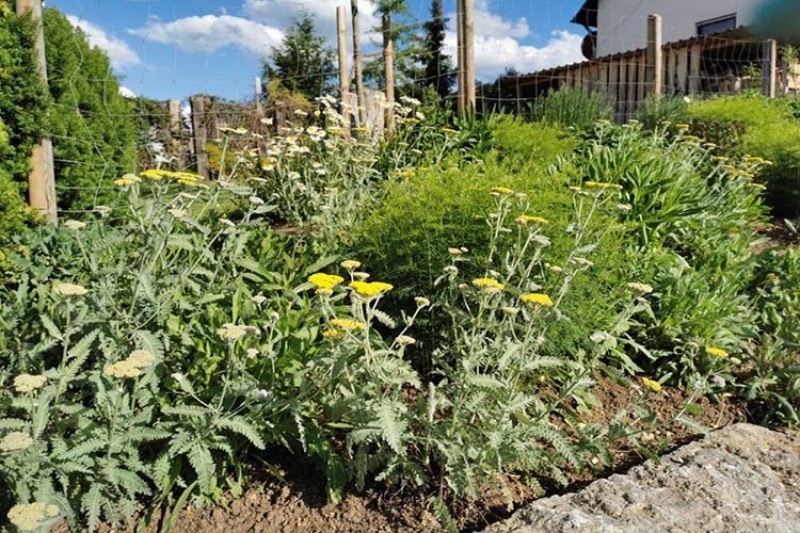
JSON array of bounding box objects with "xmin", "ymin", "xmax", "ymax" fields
[{"xmin": 47, "ymin": 0, "xmax": 587, "ymax": 102}]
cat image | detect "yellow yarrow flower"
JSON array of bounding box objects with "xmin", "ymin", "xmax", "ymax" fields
[
  {"xmin": 490, "ymin": 186, "xmax": 514, "ymax": 195},
  {"xmin": 641, "ymin": 377, "xmax": 662, "ymax": 392},
  {"xmin": 349, "ymin": 281, "xmax": 393, "ymax": 298},
  {"xmin": 53, "ymin": 282, "xmax": 88, "ymax": 297},
  {"xmin": 329, "ymin": 318, "xmax": 365, "ymax": 331},
  {"xmin": 0, "ymin": 432, "xmax": 34, "ymax": 452},
  {"xmin": 340, "ymin": 260, "xmax": 362, "ymax": 271},
  {"xmin": 113, "ymin": 174, "xmax": 141, "ymax": 187},
  {"xmin": 706, "ymin": 347, "xmax": 729, "ymax": 359},
  {"xmin": 515, "ymin": 215, "xmax": 549, "ymax": 225},
  {"xmin": 13, "ymin": 374, "xmax": 47, "ymax": 394},
  {"xmin": 7, "ymin": 502, "xmax": 60, "ymax": 531},
  {"xmin": 322, "ymin": 329, "xmax": 346, "ymax": 340},
  {"xmin": 520, "ymin": 293, "xmax": 554, "ymax": 307},
  {"xmin": 308, "ymin": 273, "xmax": 345, "ymax": 291},
  {"xmin": 472, "ymin": 278, "xmax": 504, "ymax": 291}
]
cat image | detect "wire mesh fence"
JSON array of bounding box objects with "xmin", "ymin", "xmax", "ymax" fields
[{"xmin": 8, "ymin": 0, "xmax": 797, "ymax": 221}]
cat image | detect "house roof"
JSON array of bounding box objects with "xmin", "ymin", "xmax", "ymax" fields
[{"xmin": 571, "ymin": 0, "xmax": 599, "ymax": 28}]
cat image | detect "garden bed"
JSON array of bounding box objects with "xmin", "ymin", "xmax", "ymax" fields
[{"xmin": 93, "ymin": 377, "xmax": 746, "ymax": 533}]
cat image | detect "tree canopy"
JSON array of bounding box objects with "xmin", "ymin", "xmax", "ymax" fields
[{"xmin": 263, "ymin": 12, "xmax": 336, "ymax": 99}]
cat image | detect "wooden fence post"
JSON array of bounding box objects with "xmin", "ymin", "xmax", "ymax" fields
[
  {"xmin": 463, "ymin": 0, "xmax": 476, "ymax": 112},
  {"xmin": 456, "ymin": 0, "xmax": 465, "ymax": 114},
  {"xmin": 351, "ymin": 0, "xmax": 367, "ymax": 127},
  {"xmin": 168, "ymin": 99, "xmax": 185, "ymax": 170},
  {"xmin": 336, "ymin": 6, "xmax": 351, "ymax": 134},
  {"xmin": 16, "ymin": 0, "xmax": 57, "ymax": 223},
  {"xmin": 190, "ymin": 96, "xmax": 209, "ymax": 179},
  {"xmin": 763, "ymin": 39, "xmax": 777, "ymax": 98},
  {"xmin": 646, "ymin": 14, "xmax": 663, "ymax": 100},
  {"xmin": 383, "ymin": 13, "xmax": 395, "ymax": 135}
]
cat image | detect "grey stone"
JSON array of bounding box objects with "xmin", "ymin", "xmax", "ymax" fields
[{"xmin": 484, "ymin": 424, "xmax": 800, "ymax": 533}]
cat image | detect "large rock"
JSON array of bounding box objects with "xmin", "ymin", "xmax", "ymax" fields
[{"xmin": 484, "ymin": 424, "xmax": 800, "ymax": 533}]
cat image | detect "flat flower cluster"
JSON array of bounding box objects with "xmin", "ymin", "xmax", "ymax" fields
[{"xmin": 104, "ymin": 350, "xmax": 156, "ymax": 379}]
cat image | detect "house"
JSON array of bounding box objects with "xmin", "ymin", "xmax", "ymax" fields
[{"xmin": 571, "ymin": 0, "xmax": 766, "ymax": 58}]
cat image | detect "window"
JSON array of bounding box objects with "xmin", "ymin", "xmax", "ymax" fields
[{"xmin": 697, "ymin": 14, "xmax": 737, "ymax": 36}]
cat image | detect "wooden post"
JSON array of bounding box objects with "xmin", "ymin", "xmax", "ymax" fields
[
  {"xmin": 16, "ymin": 0, "xmax": 56, "ymax": 223},
  {"xmin": 463, "ymin": 0, "xmax": 476, "ymax": 112},
  {"xmin": 456, "ymin": 0, "xmax": 465, "ymax": 114},
  {"xmin": 336, "ymin": 6, "xmax": 351, "ymax": 134},
  {"xmin": 689, "ymin": 42, "xmax": 703, "ymax": 95},
  {"xmin": 763, "ymin": 39, "xmax": 777, "ymax": 98},
  {"xmin": 190, "ymin": 96, "xmax": 208, "ymax": 179},
  {"xmin": 646, "ymin": 14, "xmax": 663, "ymax": 100},
  {"xmin": 383, "ymin": 12, "xmax": 395, "ymax": 135},
  {"xmin": 675, "ymin": 48, "xmax": 688, "ymax": 95},
  {"xmin": 255, "ymin": 77, "xmax": 264, "ymax": 120},
  {"xmin": 168, "ymin": 99, "xmax": 185, "ymax": 169},
  {"xmin": 351, "ymin": 0, "xmax": 366, "ymax": 126}
]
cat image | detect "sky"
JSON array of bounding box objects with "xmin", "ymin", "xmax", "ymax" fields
[{"xmin": 46, "ymin": 0, "xmax": 588, "ymax": 102}]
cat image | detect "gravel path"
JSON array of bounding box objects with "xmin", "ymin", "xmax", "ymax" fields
[{"xmin": 483, "ymin": 424, "xmax": 800, "ymax": 533}]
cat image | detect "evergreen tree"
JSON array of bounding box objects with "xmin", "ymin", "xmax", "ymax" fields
[
  {"xmin": 263, "ymin": 12, "xmax": 336, "ymax": 99},
  {"xmin": 44, "ymin": 7, "xmax": 137, "ymax": 212},
  {"xmin": 417, "ymin": 0, "xmax": 454, "ymax": 98}
]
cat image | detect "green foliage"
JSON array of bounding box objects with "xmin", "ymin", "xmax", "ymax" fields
[
  {"xmin": 354, "ymin": 118, "xmax": 627, "ymax": 361},
  {"xmin": 263, "ymin": 11, "xmax": 336, "ymax": 99},
  {"xmin": 0, "ymin": 5, "xmax": 49, "ymax": 190},
  {"xmin": 529, "ymin": 86, "xmax": 614, "ymax": 130},
  {"xmin": 43, "ymin": 7, "xmax": 137, "ymax": 212},
  {"xmin": 565, "ymin": 121, "xmax": 767, "ymax": 383},
  {"xmin": 0, "ymin": 119, "xmax": 37, "ymax": 279},
  {"xmin": 416, "ymin": 0, "xmax": 455, "ymax": 98},
  {"xmin": 747, "ymin": 229, "xmax": 800, "ymax": 425},
  {"xmin": 635, "ymin": 94, "xmax": 690, "ymax": 131},
  {"xmin": 688, "ymin": 95, "xmax": 800, "ymax": 217}
]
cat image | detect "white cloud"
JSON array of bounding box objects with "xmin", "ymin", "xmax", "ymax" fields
[
  {"xmin": 443, "ymin": 5, "xmax": 583, "ymax": 81},
  {"xmin": 66, "ymin": 15, "xmax": 142, "ymax": 69},
  {"xmin": 129, "ymin": 15, "xmax": 284, "ymax": 57},
  {"xmin": 243, "ymin": 0, "xmax": 381, "ymax": 42},
  {"xmin": 118, "ymin": 86, "xmax": 136, "ymax": 98},
  {"xmin": 473, "ymin": 4, "xmax": 530, "ymax": 39}
]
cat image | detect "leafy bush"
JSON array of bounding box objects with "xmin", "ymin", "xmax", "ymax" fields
[
  {"xmin": 747, "ymin": 228, "xmax": 800, "ymax": 425},
  {"xmin": 354, "ymin": 119, "xmax": 628, "ymax": 362},
  {"xmin": 0, "ymin": 175, "xmax": 330, "ymax": 528},
  {"xmin": 529, "ymin": 86, "xmax": 614, "ymax": 130},
  {"xmin": 688, "ymin": 95, "xmax": 800, "ymax": 217},
  {"xmin": 635, "ymin": 94, "xmax": 690, "ymax": 131},
  {"xmin": 565, "ymin": 122, "xmax": 767, "ymax": 383}
]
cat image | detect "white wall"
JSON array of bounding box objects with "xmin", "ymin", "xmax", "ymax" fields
[{"xmin": 595, "ymin": 0, "xmax": 763, "ymax": 57}]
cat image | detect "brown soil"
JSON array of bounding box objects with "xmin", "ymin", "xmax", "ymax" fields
[{"xmin": 82, "ymin": 375, "xmax": 746, "ymax": 533}]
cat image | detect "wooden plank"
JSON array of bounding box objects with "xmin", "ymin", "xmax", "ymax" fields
[
  {"xmin": 689, "ymin": 43, "xmax": 703, "ymax": 95},
  {"xmin": 190, "ymin": 96, "xmax": 209, "ymax": 179},
  {"xmin": 676, "ymin": 47, "xmax": 689, "ymax": 95},
  {"xmin": 664, "ymin": 47, "xmax": 674, "ymax": 94},
  {"xmin": 636, "ymin": 51, "xmax": 647, "ymax": 105}
]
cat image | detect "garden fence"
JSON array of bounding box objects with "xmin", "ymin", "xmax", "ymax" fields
[{"xmin": 10, "ymin": 0, "xmax": 798, "ymax": 220}]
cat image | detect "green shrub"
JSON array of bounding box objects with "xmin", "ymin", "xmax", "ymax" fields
[
  {"xmin": 566, "ymin": 121, "xmax": 767, "ymax": 382},
  {"xmin": 529, "ymin": 86, "xmax": 614, "ymax": 130},
  {"xmin": 748, "ymin": 233, "xmax": 800, "ymax": 425},
  {"xmin": 635, "ymin": 94, "xmax": 690, "ymax": 131},
  {"xmin": 689, "ymin": 95, "xmax": 800, "ymax": 217},
  {"xmin": 354, "ymin": 119, "xmax": 628, "ymax": 361}
]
